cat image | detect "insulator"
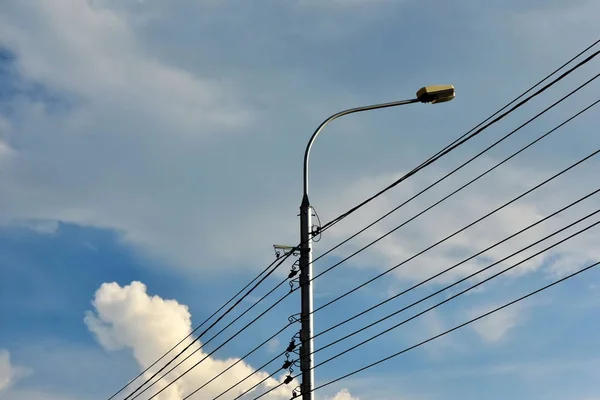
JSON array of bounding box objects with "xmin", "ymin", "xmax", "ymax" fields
[
  {"xmin": 286, "ymin": 339, "xmax": 296, "ymax": 352},
  {"xmin": 283, "ymin": 375, "xmax": 293, "ymax": 385},
  {"xmin": 282, "ymin": 360, "xmax": 292, "ymax": 370},
  {"xmin": 292, "ymin": 385, "xmax": 302, "ymax": 398},
  {"xmin": 288, "ymin": 269, "xmax": 299, "ymax": 279}
]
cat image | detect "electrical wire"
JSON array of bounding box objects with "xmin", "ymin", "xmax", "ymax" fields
[
  {"xmin": 177, "ymin": 83, "xmax": 599, "ymax": 400},
  {"xmin": 145, "ymin": 289, "xmax": 294, "ymax": 400},
  {"xmin": 106, "ymin": 253, "xmax": 293, "ymax": 400},
  {"xmin": 303, "ymin": 43, "xmax": 600, "ymax": 280},
  {"xmin": 114, "ymin": 38, "xmax": 599, "ymax": 399},
  {"xmin": 307, "ymin": 80, "xmax": 599, "ymax": 286},
  {"xmin": 124, "ymin": 251, "xmax": 294, "ymax": 400},
  {"xmin": 209, "ymin": 185, "xmax": 600, "ymax": 399},
  {"xmin": 310, "ymin": 210, "xmax": 600, "ymax": 363},
  {"xmin": 311, "ymin": 186, "xmax": 600, "ymax": 342},
  {"xmin": 407, "ymin": 38, "xmax": 600, "ymax": 184},
  {"xmin": 184, "ymin": 339, "xmax": 287, "ymax": 400},
  {"xmin": 307, "ymin": 146, "xmax": 600, "ymax": 317},
  {"xmin": 197, "ymin": 103, "xmax": 600, "ymax": 400},
  {"xmin": 232, "ymin": 208, "xmax": 600, "ymax": 400},
  {"xmin": 219, "ymin": 144, "xmax": 600, "ymax": 399},
  {"xmin": 231, "ymin": 369, "xmax": 281, "ymax": 400},
  {"xmin": 129, "ymin": 278, "xmax": 292, "ymax": 400},
  {"xmin": 318, "ymin": 48, "xmax": 600, "ymax": 235},
  {"xmin": 318, "ymin": 142, "xmax": 600, "ymax": 304},
  {"xmin": 300, "ymin": 259, "xmax": 600, "ymax": 399},
  {"xmin": 176, "ymin": 65, "xmax": 600, "ymax": 396}
]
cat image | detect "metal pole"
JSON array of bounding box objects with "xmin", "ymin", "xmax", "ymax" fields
[
  {"xmin": 299, "ymin": 193, "xmax": 314, "ymax": 400},
  {"xmin": 299, "ymin": 97, "xmax": 419, "ymax": 400}
]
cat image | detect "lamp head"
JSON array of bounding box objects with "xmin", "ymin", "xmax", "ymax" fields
[{"xmin": 416, "ymin": 85, "xmax": 455, "ymax": 104}]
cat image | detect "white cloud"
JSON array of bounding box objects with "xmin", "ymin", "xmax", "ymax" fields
[
  {"xmin": 0, "ymin": 0, "xmax": 598, "ymax": 285},
  {"xmin": 84, "ymin": 281, "xmax": 295, "ymax": 400},
  {"xmin": 0, "ymin": 349, "xmax": 29, "ymax": 394},
  {"xmin": 266, "ymin": 338, "xmax": 281, "ymax": 354},
  {"xmin": 0, "ymin": 0, "xmax": 256, "ymax": 271},
  {"xmin": 0, "ymin": 350, "xmax": 15, "ymax": 393},
  {"xmin": 326, "ymin": 388, "xmax": 359, "ymax": 400},
  {"xmin": 469, "ymin": 304, "xmax": 521, "ymax": 344}
]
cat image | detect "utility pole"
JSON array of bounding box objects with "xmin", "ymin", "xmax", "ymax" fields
[
  {"xmin": 299, "ymin": 193, "xmax": 314, "ymax": 400},
  {"xmin": 298, "ymin": 85, "xmax": 455, "ymax": 400}
]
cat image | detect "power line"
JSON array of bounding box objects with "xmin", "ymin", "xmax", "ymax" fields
[
  {"xmin": 186, "ymin": 97, "xmax": 599, "ymax": 400},
  {"xmin": 184, "ymin": 337, "xmax": 289, "ymax": 400},
  {"xmin": 302, "ymin": 42, "xmax": 600, "ymax": 282},
  {"xmin": 185, "ymin": 89, "xmax": 598, "ymax": 399},
  {"xmin": 310, "ymin": 210, "xmax": 600, "ymax": 364},
  {"xmin": 144, "ymin": 288, "xmax": 294, "ymax": 400},
  {"xmin": 194, "ymin": 99, "xmax": 599, "ymax": 400},
  {"xmin": 210, "ymin": 186, "xmax": 600, "ymax": 400},
  {"xmin": 301, "ymin": 259, "xmax": 600, "ymax": 399},
  {"xmin": 129, "ymin": 279, "xmax": 292, "ymax": 400},
  {"xmin": 407, "ymin": 38, "xmax": 600, "ymax": 183},
  {"xmin": 192, "ymin": 41, "xmax": 600, "ymax": 399},
  {"xmin": 232, "ymin": 368, "xmax": 281, "ymax": 400},
  {"xmin": 122, "ymin": 251, "xmax": 294, "ymax": 400},
  {"xmin": 308, "ymin": 79, "xmax": 599, "ymax": 285},
  {"xmin": 307, "ymin": 146, "xmax": 600, "ymax": 317},
  {"xmin": 218, "ymin": 143, "xmax": 600, "ymax": 399},
  {"xmin": 115, "ymin": 39, "xmax": 600, "ymax": 399},
  {"xmin": 318, "ymin": 48, "xmax": 600, "ymax": 234},
  {"xmin": 311, "ymin": 186, "xmax": 600, "ymax": 343},
  {"xmin": 106, "ymin": 254, "xmax": 292, "ymax": 400},
  {"xmin": 162, "ymin": 84, "xmax": 597, "ymax": 398},
  {"xmin": 236, "ymin": 207, "xmax": 600, "ymax": 400}
]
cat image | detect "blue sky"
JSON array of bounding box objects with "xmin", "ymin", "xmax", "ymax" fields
[{"xmin": 1, "ymin": 1, "xmax": 600, "ymax": 400}]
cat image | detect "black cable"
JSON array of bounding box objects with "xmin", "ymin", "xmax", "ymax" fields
[
  {"xmin": 107, "ymin": 254, "xmax": 291, "ymax": 400},
  {"xmin": 191, "ymin": 96, "xmax": 600, "ymax": 400},
  {"xmin": 410, "ymin": 38, "xmax": 600, "ymax": 183},
  {"xmin": 202, "ymin": 108, "xmax": 600, "ymax": 400},
  {"xmin": 247, "ymin": 144, "xmax": 600, "ymax": 398},
  {"xmin": 309, "ymin": 210, "xmax": 600, "ymax": 363},
  {"xmin": 254, "ymin": 40, "xmax": 600, "ymax": 283},
  {"xmin": 145, "ymin": 289, "xmax": 294, "ymax": 400},
  {"xmin": 302, "ymin": 49, "xmax": 600, "ymax": 278},
  {"xmin": 233, "ymin": 208, "xmax": 600, "ymax": 399},
  {"xmin": 130, "ymin": 278, "xmax": 291, "ymax": 400},
  {"xmin": 308, "ymin": 146, "xmax": 600, "ymax": 317},
  {"xmin": 182, "ymin": 76, "xmax": 596, "ymax": 399},
  {"xmin": 123, "ymin": 39, "xmax": 600, "ymax": 399},
  {"xmin": 192, "ymin": 40, "xmax": 600, "ymax": 400},
  {"xmin": 180, "ymin": 82, "xmax": 598, "ymax": 400},
  {"xmin": 201, "ymin": 352, "xmax": 282, "ymax": 400},
  {"xmin": 181, "ymin": 324, "xmax": 293, "ymax": 400},
  {"xmin": 307, "ymin": 81, "xmax": 599, "ymax": 286},
  {"xmin": 318, "ymin": 49, "xmax": 600, "ymax": 234},
  {"xmin": 122, "ymin": 251, "xmax": 294, "ymax": 400},
  {"xmin": 231, "ymin": 369, "xmax": 282, "ymax": 400},
  {"xmin": 302, "ymin": 259, "xmax": 600, "ymax": 398},
  {"xmin": 311, "ymin": 186, "xmax": 600, "ymax": 343}
]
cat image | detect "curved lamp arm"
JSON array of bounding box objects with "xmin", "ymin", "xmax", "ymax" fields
[
  {"xmin": 302, "ymin": 84, "xmax": 455, "ymax": 199},
  {"xmin": 302, "ymin": 98, "xmax": 418, "ymax": 198}
]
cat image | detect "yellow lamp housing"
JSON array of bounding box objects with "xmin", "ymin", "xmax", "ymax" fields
[{"xmin": 416, "ymin": 85, "xmax": 455, "ymax": 104}]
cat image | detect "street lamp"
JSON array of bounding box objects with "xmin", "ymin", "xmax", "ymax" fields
[{"xmin": 298, "ymin": 85, "xmax": 455, "ymax": 400}]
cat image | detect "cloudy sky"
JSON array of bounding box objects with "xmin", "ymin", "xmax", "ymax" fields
[{"xmin": 1, "ymin": 1, "xmax": 600, "ymax": 399}]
